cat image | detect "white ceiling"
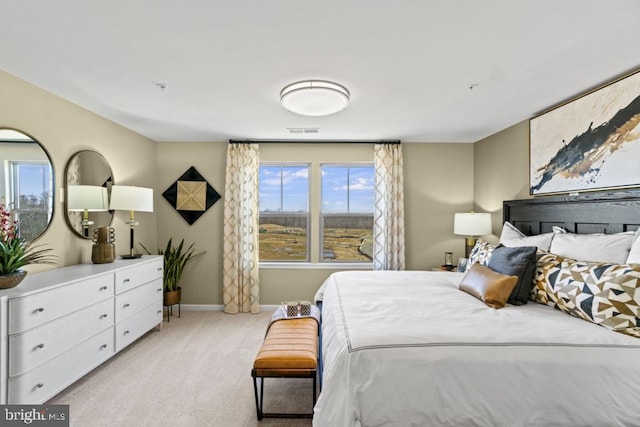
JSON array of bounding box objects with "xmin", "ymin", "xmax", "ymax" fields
[{"xmin": 1, "ymin": 1, "xmax": 639, "ymax": 143}]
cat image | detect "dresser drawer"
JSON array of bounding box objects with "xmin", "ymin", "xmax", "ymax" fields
[
  {"xmin": 115, "ymin": 258, "xmax": 163, "ymax": 294},
  {"xmin": 8, "ymin": 327, "xmax": 114, "ymax": 404},
  {"xmin": 9, "ymin": 298, "xmax": 114, "ymax": 377},
  {"xmin": 8, "ymin": 273, "xmax": 114, "ymax": 334},
  {"xmin": 115, "ymin": 302, "xmax": 162, "ymax": 352},
  {"xmin": 115, "ymin": 278, "xmax": 162, "ymax": 321}
]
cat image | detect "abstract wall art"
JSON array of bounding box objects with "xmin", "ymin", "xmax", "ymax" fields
[
  {"xmin": 162, "ymin": 166, "xmax": 221, "ymax": 225},
  {"xmin": 530, "ymin": 69, "xmax": 640, "ymax": 195}
]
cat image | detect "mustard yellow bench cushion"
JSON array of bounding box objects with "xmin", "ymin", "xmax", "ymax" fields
[{"xmin": 253, "ymin": 317, "xmax": 318, "ymax": 376}]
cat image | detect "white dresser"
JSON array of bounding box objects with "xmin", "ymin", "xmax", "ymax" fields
[{"xmin": 0, "ymin": 255, "xmax": 163, "ymax": 404}]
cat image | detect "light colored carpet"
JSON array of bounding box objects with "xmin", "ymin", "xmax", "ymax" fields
[{"xmin": 49, "ymin": 310, "xmax": 314, "ymax": 427}]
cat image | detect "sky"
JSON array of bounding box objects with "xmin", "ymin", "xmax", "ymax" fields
[{"xmin": 259, "ymin": 165, "xmax": 374, "ymax": 213}]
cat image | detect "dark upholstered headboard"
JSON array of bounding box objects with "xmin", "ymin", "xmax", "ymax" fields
[{"xmin": 503, "ymin": 190, "xmax": 640, "ymax": 236}]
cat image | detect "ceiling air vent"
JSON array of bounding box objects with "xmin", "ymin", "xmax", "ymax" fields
[{"xmin": 287, "ymin": 128, "xmax": 319, "ymax": 134}]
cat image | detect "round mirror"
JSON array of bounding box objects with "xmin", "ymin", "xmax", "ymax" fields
[
  {"xmin": 0, "ymin": 128, "xmax": 55, "ymax": 241},
  {"xmin": 64, "ymin": 150, "xmax": 114, "ymax": 239}
]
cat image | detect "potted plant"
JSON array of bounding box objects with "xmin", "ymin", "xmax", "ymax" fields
[
  {"xmin": 0, "ymin": 204, "xmax": 56, "ymax": 288},
  {"xmin": 141, "ymin": 238, "xmax": 204, "ymax": 305}
]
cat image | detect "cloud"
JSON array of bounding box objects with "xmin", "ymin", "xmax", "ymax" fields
[
  {"xmin": 337, "ymin": 177, "xmax": 373, "ymax": 191},
  {"xmin": 260, "ymin": 166, "xmax": 309, "ymax": 187}
]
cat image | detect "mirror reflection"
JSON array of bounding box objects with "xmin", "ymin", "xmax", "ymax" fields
[
  {"xmin": 64, "ymin": 151, "xmax": 114, "ymax": 239},
  {"xmin": 0, "ymin": 129, "xmax": 54, "ymax": 241}
]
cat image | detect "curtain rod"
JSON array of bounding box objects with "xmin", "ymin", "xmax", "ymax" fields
[{"xmin": 229, "ymin": 139, "xmax": 400, "ymax": 145}]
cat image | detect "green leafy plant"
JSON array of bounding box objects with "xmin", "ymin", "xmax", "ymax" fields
[
  {"xmin": 140, "ymin": 238, "xmax": 204, "ymax": 292},
  {"xmin": 0, "ymin": 204, "xmax": 56, "ymax": 274}
]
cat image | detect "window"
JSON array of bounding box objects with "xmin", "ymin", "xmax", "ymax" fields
[
  {"xmin": 258, "ymin": 161, "xmax": 374, "ymax": 265},
  {"xmin": 9, "ymin": 161, "xmax": 52, "ymax": 241},
  {"xmin": 259, "ymin": 164, "xmax": 310, "ymax": 261},
  {"xmin": 320, "ymin": 165, "xmax": 374, "ymax": 262}
]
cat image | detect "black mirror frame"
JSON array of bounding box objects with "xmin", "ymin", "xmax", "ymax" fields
[
  {"xmin": 63, "ymin": 150, "xmax": 114, "ymax": 240},
  {"xmin": 0, "ymin": 127, "xmax": 55, "ymax": 242}
]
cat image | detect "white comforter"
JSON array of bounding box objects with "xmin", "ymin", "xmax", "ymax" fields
[{"xmin": 313, "ymin": 271, "xmax": 640, "ymax": 427}]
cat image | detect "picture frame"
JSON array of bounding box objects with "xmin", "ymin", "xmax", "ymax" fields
[
  {"xmin": 529, "ymin": 69, "xmax": 640, "ymax": 195},
  {"xmin": 457, "ymin": 257, "xmax": 468, "ymax": 273}
]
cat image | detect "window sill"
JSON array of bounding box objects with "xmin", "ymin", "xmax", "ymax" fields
[{"xmin": 259, "ymin": 262, "xmax": 373, "ymax": 270}]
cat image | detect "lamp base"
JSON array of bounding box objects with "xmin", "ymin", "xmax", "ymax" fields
[
  {"xmin": 464, "ymin": 237, "xmax": 478, "ymax": 258},
  {"xmin": 120, "ymin": 254, "xmax": 143, "ymax": 259}
]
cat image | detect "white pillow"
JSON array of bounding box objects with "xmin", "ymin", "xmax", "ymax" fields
[
  {"xmin": 549, "ymin": 232, "xmax": 634, "ymax": 264},
  {"xmin": 626, "ymin": 228, "xmax": 640, "ymax": 264},
  {"xmin": 499, "ymin": 221, "xmax": 554, "ymax": 251}
]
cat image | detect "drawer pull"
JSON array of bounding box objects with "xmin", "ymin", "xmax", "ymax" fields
[
  {"xmin": 35, "ymin": 383, "xmax": 44, "ymax": 389},
  {"xmin": 124, "ymin": 330, "xmax": 130, "ymax": 335},
  {"xmin": 100, "ymin": 314, "xmax": 108, "ymax": 319},
  {"xmin": 157, "ymin": 310, "xmax": 162, "ymax": 314},
  {"xmin": 100, "ymin": 344, "xmax": 108, "ymax": 350},
  {"xmin": 99, "ymin": 286, "xmax": 108, "ymax": 291},
  {"xmin": 123, "ymin": 303, "xmax": 130, "ymax": 308},
  {"xmin": 157, "ymin": 288, "xmax": 162, "ymax": 292},
  {"xmin": 33, "ymin": 307, "xmax": 45, "ymax": 314},
  {"xmin": 34, "ymin": 343, "xmax": 45, "ymax": 350},
  {"xmin": 157, "ymin": 267, "xmax": 162, "ymax": 271},
  {"xmin": 123, "ymin": 278, "xmax": 130, "ymax": 283}
]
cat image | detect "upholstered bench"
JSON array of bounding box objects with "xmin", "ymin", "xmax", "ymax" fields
[{"xmin": 251, "ymin": 317, "xmax": 319, "ymax": 420}]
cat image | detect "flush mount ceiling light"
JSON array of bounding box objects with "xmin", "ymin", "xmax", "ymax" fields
[{"xmin": 280, "ymin": 80, "xmax": 350, "ymax": 116}]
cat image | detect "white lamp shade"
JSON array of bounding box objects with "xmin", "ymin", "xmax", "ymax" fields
[
  {"xmin": 454, "ymin": 212, "xmax": 492, "ymax": 236},
  {"xmin": 67, "ymin": 185, "xmax": 109, "ymax": 211},
  {"xmin": 109, "ymin": 186, "xmax": 154, "ymax": 212}
]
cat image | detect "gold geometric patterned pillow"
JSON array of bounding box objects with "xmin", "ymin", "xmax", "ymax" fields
[
  {"xmin": 534, "ymin": 251, "xmax": 640, "ymax": 338},
  {"xmin": 464, "ymin": 240, "xmax": 496, "ymax": 273}
]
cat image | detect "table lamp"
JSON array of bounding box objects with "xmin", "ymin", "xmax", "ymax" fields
[
  {"xmin": 67, "ymin": 185, "xmax": 109, "ymax": 237},
  {"xmin": 109, "ymin": 185, "xmax": 153, "ymax": 259},
  {"xmin": 454, "ymin": 212, "xmax": 492, "ymax": 258}
]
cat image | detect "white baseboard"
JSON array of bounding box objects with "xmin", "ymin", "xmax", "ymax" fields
[
  {"xmin": 180, "ymin": 304, "xmax": 224, "ymax": 311},
  {"xmin": 180, "ymin": 304, "xmax": 280, "ymax": 311}
]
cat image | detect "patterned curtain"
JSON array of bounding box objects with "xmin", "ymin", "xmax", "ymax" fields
[
  {"xmin": 66, "ymin": 155, "xmax": 83, "ymax": 231},
  {"xmin": 222, "ymin": 142, "xmax": 260, "ymax": 314},
  {"xmin": 373, "ymin": 143, "xmax": 405, "ymax": 270}
]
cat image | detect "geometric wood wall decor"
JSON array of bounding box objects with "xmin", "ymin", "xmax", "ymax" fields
[{"xmin": 162, "ymin": 166, "xmax": 221, "ymax": 225}]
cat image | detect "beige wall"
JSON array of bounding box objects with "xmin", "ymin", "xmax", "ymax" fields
[
  {"xmin": 473, "ymin": 120, "xmax": 531, "ymax": 244},
  {"xmin": 157, "ymin": 141, "xmax": 474, "ymax": 305},
  {"xmin": 403, "ymin": 143, "xmax": 475, "ymax": 269},
  {"xmin": 0, "ymin": 70, "xmax": 158, "ymax": 271},
  {"xmin": 154, "ymin": 142, "xmax": 226, "ymax": 306}
]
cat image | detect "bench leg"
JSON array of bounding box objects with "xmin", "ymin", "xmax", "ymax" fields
[
  {"xmin": 252, "ymin": 371, "xmax": 263, "ymax": 421},
  {"xmin": 251, "ymin": 372, "xmax": 316, "ymax": 420},
  {"xmin": 313, "ymin": 371, "xmax": 317, "ymax": 407}
]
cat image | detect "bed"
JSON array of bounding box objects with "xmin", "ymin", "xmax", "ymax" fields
[{"xmin": 312, "ymin": 191, "xmax": 640, "ymax": 427}]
